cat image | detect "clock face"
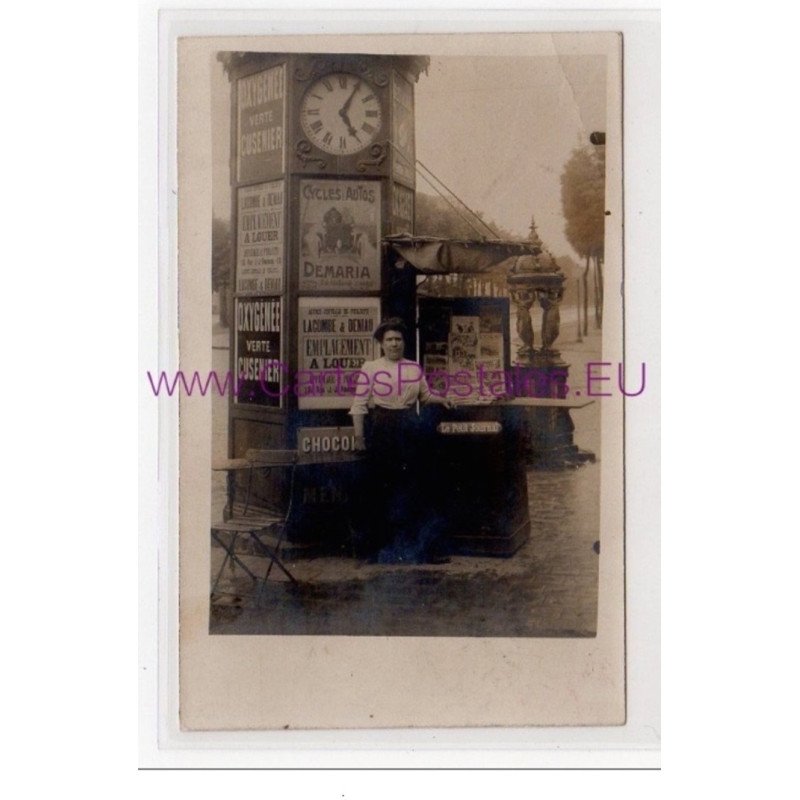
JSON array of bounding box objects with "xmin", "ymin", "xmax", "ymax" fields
[{"xmin": 300, "ymin": 72, "xmax": 383, "ymax": 156}]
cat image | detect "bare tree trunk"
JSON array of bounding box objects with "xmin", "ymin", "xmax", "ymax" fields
[
  {"xmin": 592, "ymin": 254, "xmax": 601, "ymax": 328},
  {"xmin": 595, "ymin": 253, "xmax": 604, "ymax": 329},
  {"xmin": 576, "ymin": 277, "xmax": 583, "ymax": 343},
  {"xmin": 582, "ymin": 254, "xmax": 590, "ymax": 337},
  {"xmin": 219, "ymin": 283, "xmax": 231, "ymax": 328}
]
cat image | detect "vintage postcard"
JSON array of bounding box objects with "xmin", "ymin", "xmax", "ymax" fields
[{"xmin": 173, "ymin": 31, "xmax": 625, "ymax": 731}]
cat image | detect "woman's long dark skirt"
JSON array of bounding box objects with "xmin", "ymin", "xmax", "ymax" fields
[{"xmin": 350, "ymin": 406, "xmax": 446, "ymax": 563}]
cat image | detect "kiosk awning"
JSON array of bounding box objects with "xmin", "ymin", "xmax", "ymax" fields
[{"xmin": 384, "ymin": 234, "xmax": 546, "ymax": 275}]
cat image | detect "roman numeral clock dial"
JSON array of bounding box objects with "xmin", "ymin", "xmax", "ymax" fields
[{"xmin": 300, "ymin": 72, "xmax": 383, "ymax": 156}]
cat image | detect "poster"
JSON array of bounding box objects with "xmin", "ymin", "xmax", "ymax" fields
[
  {"xmin": 233, "ymin": 297, "xmax": 282, "ymax": 407},
  {"xmin": 477, "ymin": 311, "xmax": 504, "ymax": 375},
  {"xmin": 392, "ymin": 72, "xmax": 416, "ymax": 186},
  {"xmin": 448, "ymin": 315, "xmax": 479, "ymax": 374},
  {"xmin": 448, "ymin": 333, "xmax": 478, "ymax": 372},
  {"xmin": 297, "ymin": 297, "xmax": 380, "ymax": 409},
  {"xmin": 391, "ymin": 182, "xmax": 415, "ymax": 235},
  {"xmin": 298, "ymin": 179, "xmax": 381, "ymax": 292},
  {"xmin": 236, "ymin": 181, "xmax": 284, "ymax": 294},
  {"xmin": 450, "ymin": 315, "xmax": 479, "ymax": 335},
  {"xmin": 478, "ymin": 333, "xmax": 504, "ymax": 373},
  {"xmin": 237, "ymin": 63, "xmax": 286, "ymax": 182},
  {"xmin": 419, "ymin": 304, "xmax": 509, "ymax": 403}
]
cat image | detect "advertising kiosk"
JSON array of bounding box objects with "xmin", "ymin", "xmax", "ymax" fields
[
  {"xmin": 381, "ymin": 235, "xmax": 575, "ymax": 556},
  {"xmin": 222, "ymin": 52, "xmax": 582, "ymax": 557}
]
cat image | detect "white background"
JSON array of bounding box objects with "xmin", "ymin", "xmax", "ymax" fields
[{"xmin": 3, "ymin": 0, "xmax": 797, "ymax": 794}]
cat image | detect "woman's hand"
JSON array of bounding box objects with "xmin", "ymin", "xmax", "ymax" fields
[
  {"xmin": 352, "ymin": 415, "xmax": 366, "ymax": 451},
  {"xmin": 426, "ymin": 394, "xmax": 456, "ymax": 411}
]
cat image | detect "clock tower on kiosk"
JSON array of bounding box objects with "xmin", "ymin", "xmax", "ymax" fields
[{"xmin": 223, "ymin": 51, "xmax": 429, "ymax": 528}]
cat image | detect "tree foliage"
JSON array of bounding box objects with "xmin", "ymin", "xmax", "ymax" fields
[
  {"xmin": 414, "ymin": 193, "xmax": 517, "ymax": 241},
  {"xmin": 561, "ymin": 146, "xmax": 606, "ymax": 330},
  {"xmin": 560, "ymin": 146, "xmax": 605, "ymax": 260},
  {"xmin": 555, "ymin": 254, "xmax": 582, "ymax": 281}
]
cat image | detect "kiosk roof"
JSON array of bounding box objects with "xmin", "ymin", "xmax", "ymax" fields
[{"xmin": 384, "ymin": 234, "xmax": 559, "ymax": 275}]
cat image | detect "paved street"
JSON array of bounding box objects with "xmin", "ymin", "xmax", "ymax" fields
[{"xmin": 210, "ymin": 313, "xmax": 601, "ymax": 638}]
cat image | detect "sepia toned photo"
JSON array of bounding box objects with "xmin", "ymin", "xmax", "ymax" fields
[{"xmin": 175, "ymin": 31, "xmax": 625, "ymax": 730}]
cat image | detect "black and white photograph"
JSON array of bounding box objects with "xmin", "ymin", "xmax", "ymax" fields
[{"xmin": 174, "ymin": 31, "xmax": 626, "ymax": 730}]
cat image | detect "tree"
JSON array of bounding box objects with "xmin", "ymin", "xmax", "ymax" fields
[
  {"xmin": 212, "ymin": 217, "xmax": 233, "ymax": 327},
  {"xmin": 415, "ymin": 192, "xmax": 517, "ymax": 242},
  {"xmin": 560, "ymin": 146, "xmax": 605, "ymax": 332},
  {"xmin": 555, "ymin": 254, "xmax": 583, "ymax": 341}
]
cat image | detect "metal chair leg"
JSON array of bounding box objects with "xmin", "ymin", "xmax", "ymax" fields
[
  {"xmin": 211, "ymin": 530, "xmax": 259, "ymax": 596},
  {"xmin": 250, "ymin": 530, "xmax": 298, "ymax": 586}
]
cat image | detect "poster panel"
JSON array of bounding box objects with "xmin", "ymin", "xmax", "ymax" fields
[
  {"xmin": 233, "ymin": 297, "xmax": 282, "ymax": 407},
  {"xmin": 297, "ymin": 297, "xmax": 380, "ymax": 409},
  {"xmin": 236, "ymin": 180, "xmax": 284, "ymax": 294},
  {"xmin": 390, "ymin": 182, "xmax": 414, "ymax": 235},
  {"xmin": 298, "ymin": 179, "xmax": 381, "ymax": 292},
  {"xmin": 420, "ymin": 299, "xmax": 509, "ymax": 403},
  {"xmin": 392, "ymin": 72, "xmax": 416, "ymax": 187},
  {"xmin": 237, "ymin": 64, "xmax": 286, "ymax": 183}
]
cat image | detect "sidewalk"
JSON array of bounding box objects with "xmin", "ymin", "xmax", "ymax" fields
[{"xmin": 210, "ymin": 454, "xmax": 599, "ymax": 637}]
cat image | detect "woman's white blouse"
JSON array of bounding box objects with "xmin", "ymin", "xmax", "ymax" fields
[{"xmin": 348, "ymin": 357, "xmax": 433, "ymax": 415}]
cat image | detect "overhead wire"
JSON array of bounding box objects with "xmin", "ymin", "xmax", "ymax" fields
[
  {"xmin": 389, "ymin": 142, "xmax": 501, "ymax": 241},
  {"xmin": 415, "ymin": 158, "xmax": 500, "ymax": 239}
]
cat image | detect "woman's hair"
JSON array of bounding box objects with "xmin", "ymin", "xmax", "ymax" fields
[{"xmin": 373, "ymin": 317, "xmax": 408, "ymax": 342}]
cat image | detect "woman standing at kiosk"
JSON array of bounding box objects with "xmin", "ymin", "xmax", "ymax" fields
[{"xmin": 349, "ymin": 318, "xmax": 453, "ymax": 563}]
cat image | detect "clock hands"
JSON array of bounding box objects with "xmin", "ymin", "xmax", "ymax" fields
[
  {"xmin": 343, "ymin": 121, "xmax": 362, "ymax": 142},
  {"xmin": 339, "ymin": 109, "xmax": 361, "ymax": 140},
  {"xmin": 303, "ymin": 74, "xmax": 376, "ymax": 152},
  {"xmin": 340, "ymin": 79, "xmax": 361, "ymax": 116},
  {"xmin": 338, "ymin": 80, "xmax": 363, "ymax": 141}
]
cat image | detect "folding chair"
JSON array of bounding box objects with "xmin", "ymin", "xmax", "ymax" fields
[{"xmin": 211, "ymin": 449, "xmax": 299, "ymax": 604}]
